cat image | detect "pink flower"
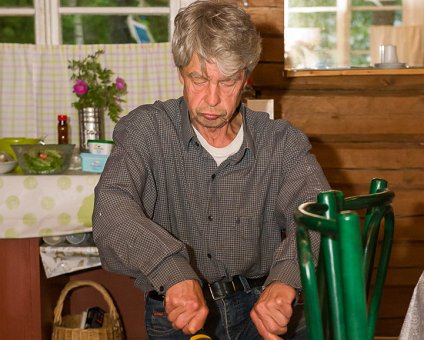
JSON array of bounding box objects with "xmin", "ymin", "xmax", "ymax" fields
[
  {"xmin": 73, "ymin": 80, "xmax": 88, "ymax": 95},
  {"xmin": 115, "ymin": 77, "xmax": 126, "ymax": 91}
]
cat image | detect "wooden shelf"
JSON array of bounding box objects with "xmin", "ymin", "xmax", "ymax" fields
[{"xmin": 285, "ymin": 67, "xmax": 424, "ymax": 77}]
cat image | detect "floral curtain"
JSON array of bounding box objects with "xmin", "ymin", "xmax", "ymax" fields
[{"xmin": 0, "ymin": 43, "xmax": 182, "ymax": 145}]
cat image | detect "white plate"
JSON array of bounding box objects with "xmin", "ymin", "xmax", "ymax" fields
[{"xmin": 374, "ymin": 63, "xmax": 407, "ymax": 69}]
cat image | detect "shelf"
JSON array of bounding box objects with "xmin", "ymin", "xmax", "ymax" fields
[{"xmin": 284, "ymin": 67, "xmax": 424, "ymax": 77}]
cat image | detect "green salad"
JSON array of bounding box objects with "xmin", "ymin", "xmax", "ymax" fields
[{"xmin": 24, "ymin": 149, "xmax": 65, "ymax": 173}]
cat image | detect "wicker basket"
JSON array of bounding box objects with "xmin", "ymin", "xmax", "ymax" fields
[{"xmin": 52, "ymin": 280, "xmax": 125, "ymax": 340}]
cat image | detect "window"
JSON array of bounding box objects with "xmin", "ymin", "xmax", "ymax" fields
[
  {"xmin": 284, "ymin": 0, "xmax": 405, "ymax": 69},
  {"xmin": 0, "ymin": 0, "xmax": 190, "ymax": 45}
]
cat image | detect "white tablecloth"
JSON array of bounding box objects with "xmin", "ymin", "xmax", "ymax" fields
[
  {"xmin": 0, "ymin": 171, "xmax": 100, "ymax": 238},
  {"xmin": 399, "ymin": 271, "xmax": 424, "ymax": 339}
]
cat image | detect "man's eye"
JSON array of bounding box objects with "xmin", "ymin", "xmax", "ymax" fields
[
  {"xmin": 192, "ymin": 78, "xmax": 208, "ymax": 86},
  {"xmin": 220, "ymin": 80, "xmax": 236, "ymax": 87}
]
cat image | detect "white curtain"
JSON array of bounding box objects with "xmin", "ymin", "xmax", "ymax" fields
[
  {"xmin": 0, "ymin": 43, "xmax": 182, "ymax": 145},
  {"xmin": 403, "ymin": 0, "xmax": 424, "ymax": 25},
  {"xmin": 369, "ymin": 25, "xmax": 424, "ymax": 66},
  {"xmin": 400, "ymin": 0, "xmax": 424, "ymax": 66}
]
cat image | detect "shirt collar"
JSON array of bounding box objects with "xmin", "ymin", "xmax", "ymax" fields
[
  {"xmin": 179, "ymin": 98, "xmax": 256, "ymax": 159},
  {"xmin": 233, "ymin": 103, "xmax": 256, "ymax": 163},
  {"xmin": 180, "ymin": 97, "xmax": 196, "ymax": 149}
]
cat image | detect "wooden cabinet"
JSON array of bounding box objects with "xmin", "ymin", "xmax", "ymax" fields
[
  {"xmin": 0, "ymin": 238, "xmax": 146, "ymax": 340},
  {"xmin": 0, "ymin": 238, "xmax": 62, "ymax": 339}
]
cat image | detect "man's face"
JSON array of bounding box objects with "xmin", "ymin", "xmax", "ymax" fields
[{"xmin": 179, "ymin": 54, "xmax": 247, "ymax": 130}]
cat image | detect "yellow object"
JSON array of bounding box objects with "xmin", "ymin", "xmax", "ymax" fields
[
  {"xmin": 190, "ymin": 334, "xmax": 212, "ymax": 340},
  {"xmin": 0, "ymin": 137, "xmax": 41, "ymax": 159}
]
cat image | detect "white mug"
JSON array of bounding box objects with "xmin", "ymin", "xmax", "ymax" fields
[{"xmin": 380, "ymin": 44, "xmax": 398, "ymax": 64}]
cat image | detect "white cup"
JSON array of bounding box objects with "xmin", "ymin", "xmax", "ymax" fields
[{"xmin": 380, "ymin": 44, "xmax": 398, "ymax": 64}]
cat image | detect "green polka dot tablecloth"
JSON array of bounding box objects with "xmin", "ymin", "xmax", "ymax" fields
[{"xmin": 0, "ymin": 172, "xmax": 100, "ymax": 238}]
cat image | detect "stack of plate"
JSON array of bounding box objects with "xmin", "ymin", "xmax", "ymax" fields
[{"xmin": 374, "ymin": 62, "xmax": 407, "ymax": 69}]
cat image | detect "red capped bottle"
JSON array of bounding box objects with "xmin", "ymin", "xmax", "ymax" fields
[{"xmin": 57, "ymin": 114, "xmax": 69, "ymax": 144}]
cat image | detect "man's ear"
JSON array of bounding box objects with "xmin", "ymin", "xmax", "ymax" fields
[{"xmin": 178, "ymin": 68, "xmax": 184, "ymax": 84}]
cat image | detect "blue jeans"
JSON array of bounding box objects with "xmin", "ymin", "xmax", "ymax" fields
[{"xmin": 144, "ymin": 287, "xmax": 307, "ymax": 340}]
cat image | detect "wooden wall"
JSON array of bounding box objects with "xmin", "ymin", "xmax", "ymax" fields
[{"xmin": 237, "ymin": 0, "xmax": 424, "ymax": 336}]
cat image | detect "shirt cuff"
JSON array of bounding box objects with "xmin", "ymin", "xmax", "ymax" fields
[
  {"xmin": 264, "ymin": 260, "xmax": 302, "ymax": 289},
  {"xmin": 147, "ymin": 254, "xmax": 201, "ymax": 293}
]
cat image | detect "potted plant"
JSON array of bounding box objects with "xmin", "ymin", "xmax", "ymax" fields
[
  {"xmin": 68, "ymin": 49, "xmax": 127, "ymax": 123},
  {"xmin": 68, "ymin": 49, "xmax": 127, "ymax": 151}
]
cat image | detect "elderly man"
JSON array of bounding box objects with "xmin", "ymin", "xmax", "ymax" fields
[{"xmin": 93, "ymin": 1, "xmax": 330, "ymax": 339}]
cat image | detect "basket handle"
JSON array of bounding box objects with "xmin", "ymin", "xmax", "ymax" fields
[{"xmin": 53, "ymin": 280, "xmax": 119, "ymax": 325}]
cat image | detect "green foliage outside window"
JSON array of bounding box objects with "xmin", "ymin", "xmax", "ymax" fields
[
  {"xmin": 289, "ymin": 0, "xmax": 336, "ymax": 6},
  {"xmin": 0, "ymin": 16, "xmax": 35, "ymax": 43},
  {"xmin": 0, "ymin": 0, "xmax": 34, "ymax": 43},
  {"xmin": 60, "ymin": 0, "xmax": 169, "ymax": 44},
  {"xmin": 0, "ymin": 0, "xmax": 170, "ymax": 44}
]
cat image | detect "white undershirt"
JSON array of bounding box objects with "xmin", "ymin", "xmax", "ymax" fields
[{"xmin": 193, "ymin": 125, "xmax": 244, "ymax": 166}]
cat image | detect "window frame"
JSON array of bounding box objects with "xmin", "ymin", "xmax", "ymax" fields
[{"xmin": 0, "ymin": 0, "xmax": 187, "ymax": 45}]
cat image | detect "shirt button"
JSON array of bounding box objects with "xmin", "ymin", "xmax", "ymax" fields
[
  {"xmin": 207, "ymin": 253, "xmax": 212, "ymax": 259},
  {"xmin": 211, "ymin": 174, "xmax": 216, "ymax": 180},
  {"xmin": 208, "ymin": 215, "xmax": 213, "ymax": 221}
]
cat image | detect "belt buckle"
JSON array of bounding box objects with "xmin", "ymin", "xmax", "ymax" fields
[{"xmin": 208, "ymin": 280, "xmax": 237, "ymax": 300}]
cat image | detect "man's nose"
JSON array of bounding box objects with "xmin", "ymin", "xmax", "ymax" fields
[{"xmin": 204, "ymin": 83, "xmax": 220, "ymax": 107}]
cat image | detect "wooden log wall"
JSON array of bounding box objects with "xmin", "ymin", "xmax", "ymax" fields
[{"xmin": 236, "ymin": 0, "xmax": 424, "ymax": 336}]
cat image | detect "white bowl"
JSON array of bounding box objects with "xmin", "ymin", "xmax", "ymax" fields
[{"xmin": 0, "ymin": 159, "xmax": 18, "ymax": 174}]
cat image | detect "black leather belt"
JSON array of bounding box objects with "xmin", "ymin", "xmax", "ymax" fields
[{"xmin": 148, "ymin": 275, "xmax": 266, "ymax": 301}]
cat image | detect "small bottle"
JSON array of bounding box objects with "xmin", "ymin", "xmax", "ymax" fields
[{"xmin": 57, "ymin": 114, "xmax": 69, "ymax": 144}]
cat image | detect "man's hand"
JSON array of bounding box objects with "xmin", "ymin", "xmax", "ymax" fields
[
  {"xmin": 164, "ymin": 279, "xmax": 209, "ymax": 335},
  {"xmin": 250, "ymin": 282, "xmax": 296, "ymax": 340}
]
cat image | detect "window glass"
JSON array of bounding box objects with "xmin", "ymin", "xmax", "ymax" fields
[
  {"xmin": 0, "ymin": 0, "xmax": 32, "ymax": 7},
  {"xmin": 352, "ymin": 0, "xmax": 401, "ymax": 5},
  {"xmin": 60, "ymin": 0, "xmax": 169, "ymax": 7},
  {"xmin": 285, "ymin": 12, "xmax": 337, "ymax": 69},
  {"xmin": 60, "ymin": 1, "xmax": 170, "ymax": 44},
  {"xmin": 288, "ymin": 0, "xmax": 336, "ymax": 7},
  {"xmin": 0, "ymin": 16, "xmax": 35, "ymax": 43},
  {"xmin": 285, "ymin": 0, "xmax": 406, "ymax": 69},
  {"xmin": 62, "ymin": 14, "xmax": 169, "ymax": 44},
  {"xmin": 350, "ymin": 9, "xmax": 402, "ymax": 66}
]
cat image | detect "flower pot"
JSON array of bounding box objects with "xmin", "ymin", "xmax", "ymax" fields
[{"xmin": 78, "ymin": 107, "xmax": 105, "ymax": 152}]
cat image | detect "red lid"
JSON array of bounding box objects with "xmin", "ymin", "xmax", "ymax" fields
[{"xmin": 58, "ymin": 114, "xmax": 67, "ymax": 121}]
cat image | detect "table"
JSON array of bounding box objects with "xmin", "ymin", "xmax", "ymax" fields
[
  {"xmin": 399, "ymin": 271, "xmax": 424, "ymax": 339},
  {"xmin": 0, "ymin": 171, "xmax": 146, "ymax": 339},
  {"xmin": 0, "ymin": 171, "xmax": 100, "ymax": 238},
  {"xmin": 0, "ymin": 171, "xmax": 102, "ymax": 277}
]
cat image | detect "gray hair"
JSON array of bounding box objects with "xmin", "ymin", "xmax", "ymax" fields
[{"xmin": 172, "ymin": 0, "xmax": 262, "ymax": 77}]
